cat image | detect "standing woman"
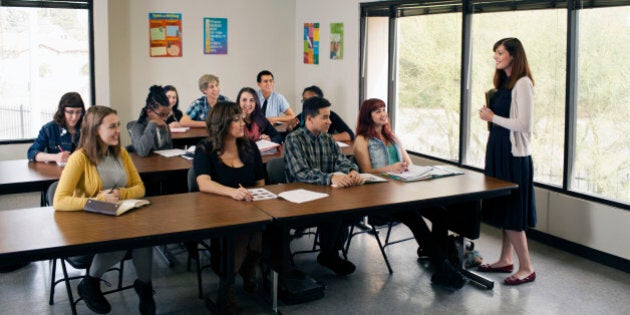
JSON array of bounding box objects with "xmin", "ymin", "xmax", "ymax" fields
[
  {"xmin": 129, "ymin": 85, "xmax": 173, "ymax": 157},
  {"xmin": 27, "ymin": 92, "xmax": 85, "ymax": 164},
  {"xmin": 236, "ymin": 87, "xmax": 282, "ymax": 144},
  {"xmin": 478, "ymin": 37, "xmax": 537, "ymax": 286},
  {"xmin": 193, "ymin": 102, "xmax": 264, "ymax": 312},
  {"xmin": 53, "ymin": 106, "xmax": 155, "ymax": 314},
  {"xmin": 164, "ymin": 85, "xmax": 183, "ymax": 128}
]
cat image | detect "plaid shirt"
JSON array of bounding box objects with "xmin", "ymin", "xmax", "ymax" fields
[
  {"xmin": 284, "ymin": 128, "xmax": 358, "ymax": 185},
  {"xmin": 186, "ymin": 94, "xmax": 229, "ymax": 121}
]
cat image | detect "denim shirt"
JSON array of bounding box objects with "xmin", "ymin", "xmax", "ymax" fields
[
  {"xmin": 367, "ymin": 137, "xmax": 403, "ymax": 169},
  {"xmin": 27, "ymin": 121, "xmax": 80, "ymax": 161}
]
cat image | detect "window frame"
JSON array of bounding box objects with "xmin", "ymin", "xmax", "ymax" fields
[
  {"xmin": 359, "ymin": 0, "xmax": 630, "ymax": 209},
  {"xmin": 0, "ymin": 0, "xmax": 95, "ymax": 145}
]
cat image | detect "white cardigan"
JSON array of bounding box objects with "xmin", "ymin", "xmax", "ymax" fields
[{"xmin": 491, "ymin": 76, "xmax": 534, "ymax": 157}]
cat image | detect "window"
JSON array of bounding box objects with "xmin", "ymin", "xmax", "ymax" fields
[
  {"xmin": 395, "ymin": 13, "xmax": 462, "ymax": 161},
  {"xmin": 573, "ymin": 6, "xmax": 630, "ymax": 202},
  {"xmin": 361, "ymin": 1, "xmax": 630, "ymax": 207},
  {"xmin": 0, "ymin": 1, "xmax": 92, "ymax": 142}
]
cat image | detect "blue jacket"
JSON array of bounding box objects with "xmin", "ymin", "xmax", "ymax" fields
[
  {"xmin": 367, "ymin": 137, "xmax": 403, "ymax": 169},
  {"xmin": 27, "ymin": 121, "xmax": 80, "ymax": 161}
]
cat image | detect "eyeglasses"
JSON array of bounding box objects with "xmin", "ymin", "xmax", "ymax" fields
[
  {"xmin": 150, "ymin": 109, "xmax": 170, "ymax": 119},
  {"xmin": 64, "ymin": 109, "xmax": 83, "ymax": 116}
]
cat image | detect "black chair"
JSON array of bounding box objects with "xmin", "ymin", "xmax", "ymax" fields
[
  {"xmin": 265, "ymin": 158, "xmax": 326, "ymax": 263},
  {"xmin": 186, "ymin": 168, "xmax": 217, "ymax": 299},
  {"xmin": 46, "ymin": 181, "xmax": 129, "ymax": 315}
]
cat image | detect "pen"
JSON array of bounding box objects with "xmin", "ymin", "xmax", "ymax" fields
[
  {"xmin": 57, "ymin": 145, "xmax": 64, "ymax": 152},
  {"xmin": 109, "ymin": 184, "xmax": 118, "ymax": 194}
]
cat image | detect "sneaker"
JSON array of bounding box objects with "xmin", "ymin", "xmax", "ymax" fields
[
  {"xmin": 317, "ymin": 253, "xmax": 356, "ymax": 275},
  {"xmin": 77, "ymin": 275, "xmax": 111, "ymax": 314},
  {"xmin": 431, "ymin": 260, "xmax": 466, "ymax": 290},
  {"xmin": 134, "ymin": 279, "xmax": 156, "ymax": 315}
]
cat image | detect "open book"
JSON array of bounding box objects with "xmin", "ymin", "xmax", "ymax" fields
[
  {"xmin": 278, "ymin": 189, "xmax": 328, "ymax": 203},
  {"xmin": 360, "ymin": 173, "xmax": 388, "ymax": 184},
  {"xmin": 154, "ymin": 148, "xmax": 187, "ymax": 158},
  {"xmin": 385, "ymin": 165, "xmax": 463, "ymax": 182},
  {"xmin": 84, "ymin": 199, "xmax": 151, "ymax": 216}
]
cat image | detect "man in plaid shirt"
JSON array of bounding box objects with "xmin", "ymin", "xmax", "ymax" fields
[
  {"xmin": 284, "ymin": 96, "xmax": 364, "ymax": 275},
  {"xmin": 180, "ymin": 74, "xmax": 229, "ymax": 128}
]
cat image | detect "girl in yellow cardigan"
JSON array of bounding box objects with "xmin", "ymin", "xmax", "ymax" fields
[{"xmin": 54, "ymin": 106, "xmax": 155, "ymax": 315}]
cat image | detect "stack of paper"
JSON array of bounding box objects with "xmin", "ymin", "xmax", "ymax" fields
[
  {"xmin": 154, "ymin": 149, "xmax": 187, "ymax": 158},
  {"xmin": 170, "ymin": 127, "xmax": 190, "ymax": 133},
  {"xmin": 256, "ymin": 139, "xmax": 280, "ymax": 152}
]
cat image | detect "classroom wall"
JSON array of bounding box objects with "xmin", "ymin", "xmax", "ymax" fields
[{"xmin": 1, "ymin": 0, "xmax": 627, "ymax": 262}]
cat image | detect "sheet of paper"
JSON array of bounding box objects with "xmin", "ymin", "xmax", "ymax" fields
[
  {"xmin": 248, "ymin": 188, "xmax": 278, "ymax": 201},
  {"xmin": 256, "ymin": 139, "xmax": 280, "ymax": 152},
  {"xmin": 154, "ymin": 148, "xmax": 186, "ymax": 158},
  {"xmin": 336, "ymin": 141, "xmax": 349, "ymax": 148},
  {"xmin": 169, "ymin": 127, "xmax": 190, "ymax": 133},
  {"xmin": 278, "ymin": 189, "xmax": 329, "ymax": 204}
]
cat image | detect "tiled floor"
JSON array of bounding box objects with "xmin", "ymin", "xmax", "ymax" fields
[{"xmin": 1, "ymin": 223, "xmax": 628, "ymax": 314}]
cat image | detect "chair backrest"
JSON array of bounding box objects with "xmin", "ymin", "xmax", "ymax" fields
[
  {"xmin": 187, "ymin": 168, "xmax": 199, "ymax": 192},
  {"xmin": 125, "ymin": 120, "xmax": 137, "ymax": 153},
  {"xmin": 266, "ymin": 158, "xmax": 286, "ymax": 184},
  {"xmin": 46, "ymin": 181, "xmax": 59, "ymax": 207}
]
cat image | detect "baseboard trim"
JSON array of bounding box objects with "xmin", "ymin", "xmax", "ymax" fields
[{"xmin": 527, "ymin": 229, "xmax": 629, "ymax": 274}]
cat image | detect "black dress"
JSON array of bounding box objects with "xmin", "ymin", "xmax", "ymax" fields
[{"xmin": 483, "ymin": 85, "xmax": 536, "ymax": 231}]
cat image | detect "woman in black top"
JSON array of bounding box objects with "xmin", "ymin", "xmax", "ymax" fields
[
  {"xmin": 164, "ymin": 85, "xmax": 183, "ymax": 128},
  {"xmin": 192, "ymin": 101, "xmax": 264, "ymax": 311}
]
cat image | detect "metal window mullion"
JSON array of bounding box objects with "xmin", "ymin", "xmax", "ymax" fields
[
  {"xmin": 459, "ymin": 0, "xmax": 474, "ymax": 166},
  {"xmin": 563, "ymin": 0, "xmax": 579, "ymax": 190},
  {"xmin": 387, "ymin": 7, "xmax": 398, "ymax": 131}
]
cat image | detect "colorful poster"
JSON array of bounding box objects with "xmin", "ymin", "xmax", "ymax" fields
[
  {"xmin": 304, "ymin": 23, "xmax": 319, "ymax": 64},
  {"xmin": 204, "ymin": 18, "xmax": 228, "ymax": 54},
  {"xmin": 330, "ymin": 23, "xmax": 344, "ymax": 60},
  {"xmin": 149, "ymin": 13, "xmax": 182, "ymax": 57}
]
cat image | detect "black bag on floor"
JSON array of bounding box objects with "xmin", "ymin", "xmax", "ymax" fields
[{"xmin": 278, "ymin": 269, "xmax": 326, "ymax": 305}]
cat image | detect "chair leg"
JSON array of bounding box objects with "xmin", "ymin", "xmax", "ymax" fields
[
  {"xmin": 48, "ymin": 259, "xmax": 57, "ymax": 305},
  {"xmin": 370, "ymin": 224, "xmax": 393, "ymax": 274},
  {"xmin": 117, "ymin": 259, "xmax": 125, "ymax": 290},
  {"xmin": 196, "ymin": 248, "xmax": 203, "ymax": 299},
  {"xmin": 60, "ymin": 260, "xmax": 79, "ymax": 315}
]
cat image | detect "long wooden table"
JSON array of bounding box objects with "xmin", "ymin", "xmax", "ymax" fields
[{"xmin": 0, "ymin": 192, "xmax": 273, "ymax": 313}]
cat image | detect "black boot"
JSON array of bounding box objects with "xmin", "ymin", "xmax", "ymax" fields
[
  {"xmin": 239, "ymin": 251, "xmax": 261, "ymax": 293},
  {"xmin": 134, "ymin": 279, "xmax": 156, "ymax": 315},
  {"xmin": 78, "ymin": 275, "xmax": 111, "ymax": 314}
]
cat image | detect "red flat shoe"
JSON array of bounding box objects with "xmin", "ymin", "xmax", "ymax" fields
[
  {"xmin": 504, "ymin": 272, "xmax": 536, "ymax": 285},
  {"xmin": 477, "ymin": 264, "xmax": 513, "ymax": 273}
]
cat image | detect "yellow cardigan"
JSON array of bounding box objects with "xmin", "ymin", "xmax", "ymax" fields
[{"xmin": 53, "ymin": 147, "xmax": 145, "ymax": 211}]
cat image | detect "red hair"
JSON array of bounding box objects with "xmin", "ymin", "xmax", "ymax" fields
[{"xmin": 356, "ymin": 98, "xmax": 396, "ymax": 144}]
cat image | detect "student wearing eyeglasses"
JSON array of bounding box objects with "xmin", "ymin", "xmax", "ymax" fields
[
  {"xmin": 128, "ymin": 85, "xmax": 173, "ymax": 157},
  {"xmin": 27, "ymin": 92, "xmax": 86, "ymax": 164}
]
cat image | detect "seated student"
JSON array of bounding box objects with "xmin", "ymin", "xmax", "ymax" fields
[
  {"xmin": 353, "ymin": 98, "xmax": 464, "ymax": 288},
  {"xmin": 164, "ymin": 85, "xmax": 183, "ymax": 128},
  {"xmin": 193, "ymin": 101, "xmax": 264, "ymax": 312},
  {"xmin": 129, "ymin": 85, "xmax": 173, "ymax": 157},
  {"xmin": 27, "ymin": 92, "xmax": 85, "ymax": 164},
  {"xmin": 287, "ymin": 86, "xmax": 354, "ymax": 141},
  {"xmin": 180, "ymin": 74, "xmax": 230, "ymax": 128},
  {"xmin": 284, "ymin": 96, "xmax": 364, "ymax": 275},
  {"xmin": 256, "ymin": 70, "xmax": 295, "ymax": 124},
  {"xmin": 53, "ymin": 106, "xmax": 155, "ymax": 314},
  {"xmin": 237, "ymin": 87, "xmax": 282, "ymax": 144}
]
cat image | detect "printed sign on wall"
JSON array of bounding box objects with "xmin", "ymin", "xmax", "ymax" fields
[
  {"xmin": 149, "ymin": 13, "xmax": 182, "ymax": 57},
  {"xmin": 330, "ymin": 23, "xmax": 344, "ymax": 60},
  {"xmin": 304, "ymin": 23, "xmax": 319, "ymax": 64},
  {"xmin": 204, "ymin": 18, "xmax": 228, "ymax": 54}
]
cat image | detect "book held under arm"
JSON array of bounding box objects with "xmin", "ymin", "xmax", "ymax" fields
[
  {"xmin": 385, "ymin": 164, "xmax": 463, "ymax": 182},
  {"xmin": 84, "ymin": 199, "xmax": 151, "ymax": 216}
]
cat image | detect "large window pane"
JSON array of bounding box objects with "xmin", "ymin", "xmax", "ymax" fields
[
  {"xmin": 0, "ymin": 6, "xmax": 90, "ymax": 141},
  {"xmin": 573, "ymin": 7, "xmax": 630, "ymax": 203},
  {"xmin": 395, "ymin": 14, "xmax": 461, "ymax": 161},
  {"xmin": 468, "ymin": 9, "xmax": 566, "ymax": 187}
]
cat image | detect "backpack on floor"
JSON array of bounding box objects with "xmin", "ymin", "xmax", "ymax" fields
[{"xmin": 278, "ymin": 269, "xmax": 326, "ymax": 305}]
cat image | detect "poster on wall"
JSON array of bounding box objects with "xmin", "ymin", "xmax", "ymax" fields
[
  {"xmin": 148, "ymin": 13, "xmax": 182, "ymax": 57},
  {"xmin": 204, "ymin": 18, "xmax": 228, "ymax": 54},
  {"xmin": 304, "ymin": 23, "xmax": 319, "ymax": 64},
  {"xmin": 330, "ymin": 23, "xmax": 344, "ymax": 60}
]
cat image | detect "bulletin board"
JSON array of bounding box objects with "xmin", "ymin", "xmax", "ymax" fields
[{"xmin": 149, "ymin": 13, "xmax": 183, "ymax": 57}]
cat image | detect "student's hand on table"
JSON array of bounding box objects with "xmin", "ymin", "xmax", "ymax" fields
[
  {"xmin": 56, "ymin": 151, "xmax": 70, "ymax": 164},
  {"xmin": 287, "ymin": 117, "xmax": 299, "ymax": 131},
  {"xmin": 98, "ymin": 191, "xmax": 120, "ymax": 203},
  {"xmin": 386, "ymin": 161, "xmax": 408, "ymax": 173},
  {"xmin": 348, "ymin": 170, "xmax": 365, "ymax": 186},
  {"xmin": 260, "ymin": 134, "xmax": 271, "ymax": 141},
  {"xmin": 231, "ymin": 187, "xmax": 253, "ymax": 202},
  {"xmin": 169, "ymin": 121, "xmax": 182, "ymax": 128},
  {"xmin": 331, "ymin": 173, "xmax": 354, "ymax": 188}
]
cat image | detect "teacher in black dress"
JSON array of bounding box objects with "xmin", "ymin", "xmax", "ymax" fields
[
  {"xmin": 192, "ymin": 101, "xmax": 264, "ymax": 312},
  {"xmin": 477, "ymin": 37, "xmax": 537, "ymax": 286}
]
